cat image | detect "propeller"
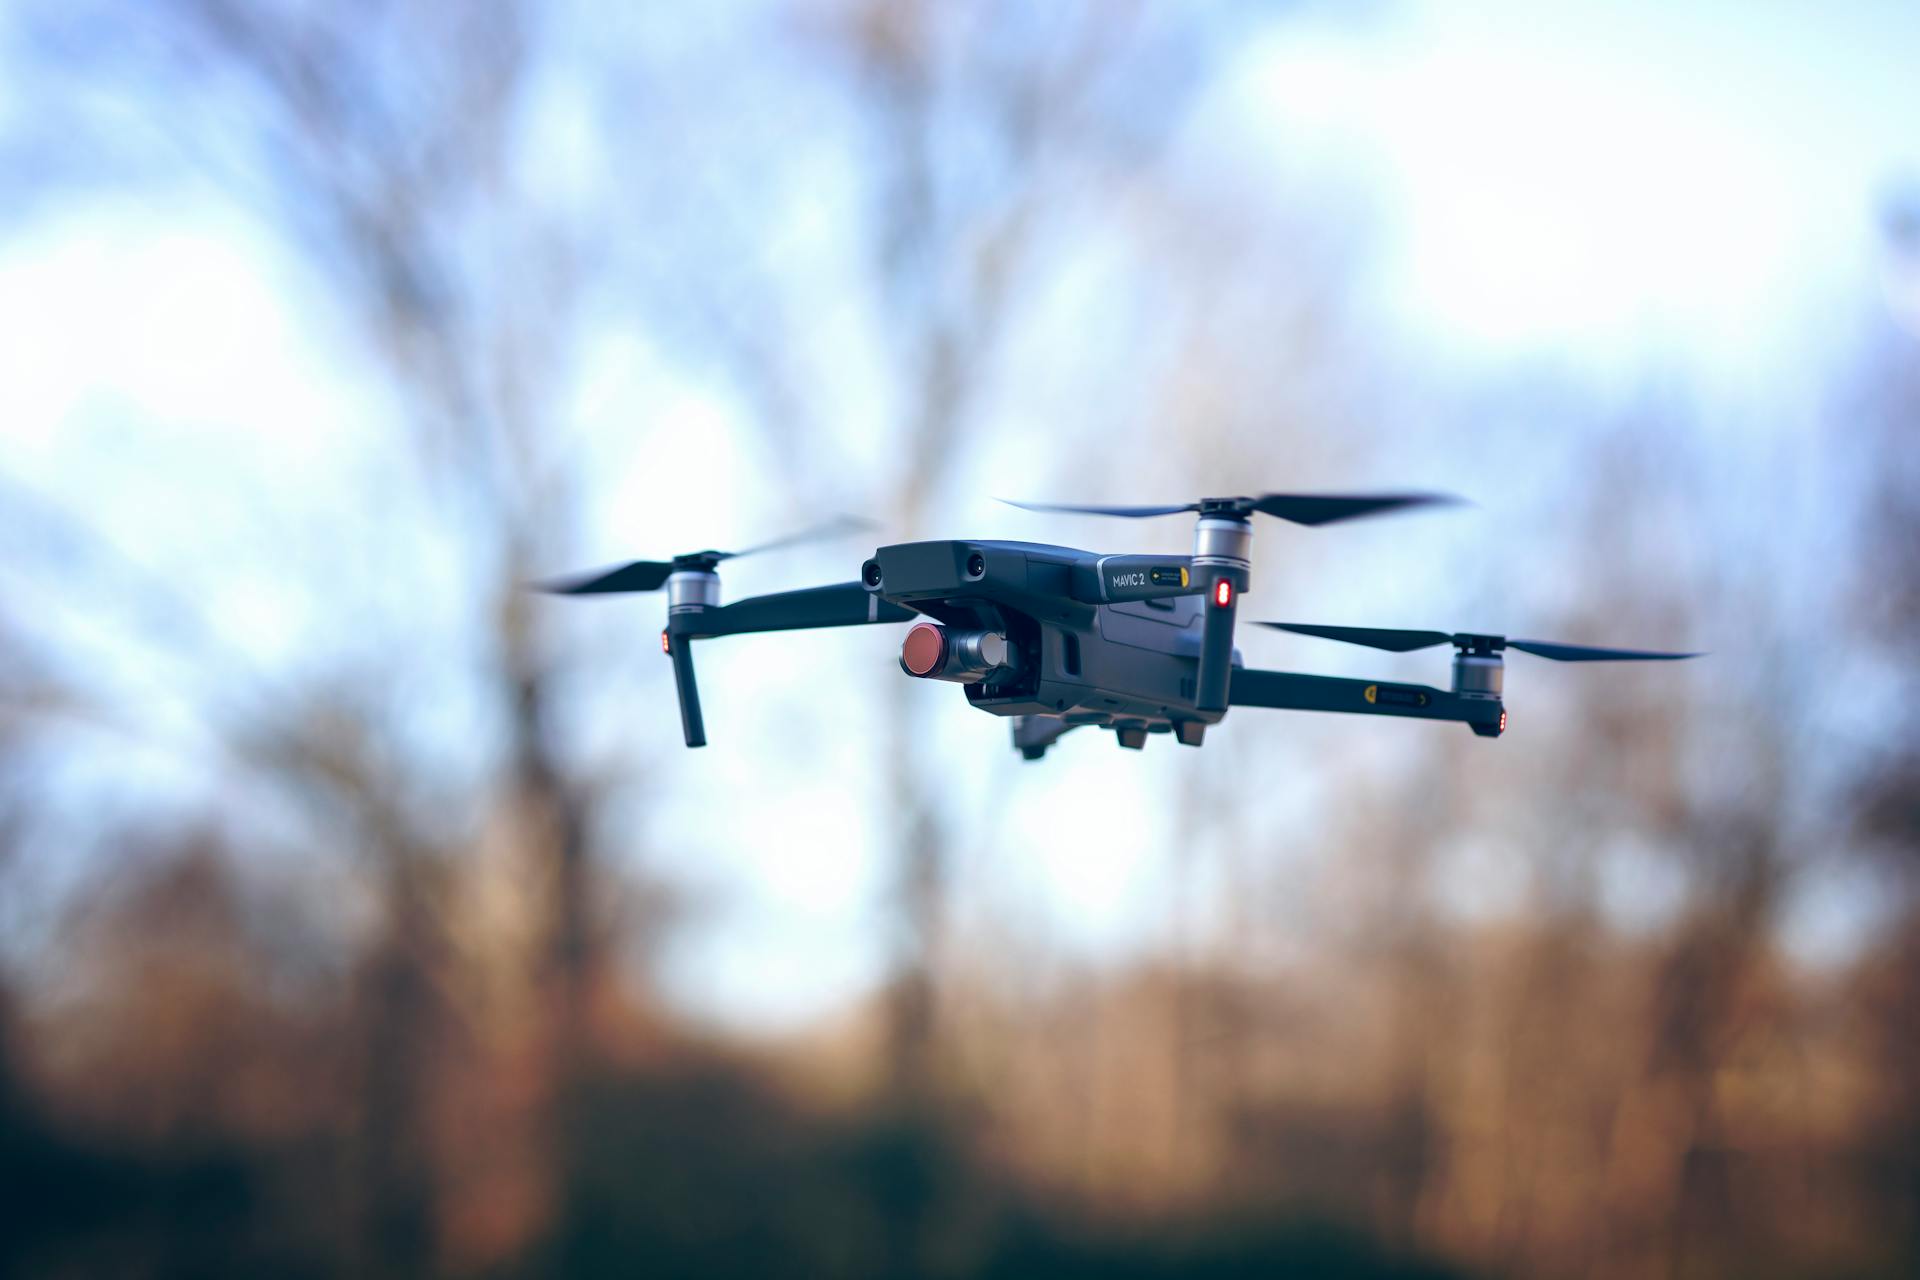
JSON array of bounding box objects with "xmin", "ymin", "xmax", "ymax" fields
[
  {"xmin": 538, "ymin": 515, "xmax": 875, "ymax": 595},
  {"xmin": 1257, "ymin": 622, "xmax": 1700, "ymax": 661},
  {"xmin": 999, "ymin": 491, "xmax": 1464, "ymax": 527}
]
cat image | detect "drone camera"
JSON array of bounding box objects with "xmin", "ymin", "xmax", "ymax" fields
[
  {"xmin": 901, "ymin": 622, "xmax": 1013, "ymax": 683},
  {"xmin": 965, "ymin": 552, "xmax": 987, "ymax": 579},
  {"xmin": 861, "ymin": 559, "xmax": 884, "ymax": 589}
]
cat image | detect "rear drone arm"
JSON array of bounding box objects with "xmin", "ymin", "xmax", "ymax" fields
[
  {"xmin": 663, "ymin": 581, "xmax": 918, "ymax": 748},
  {"xmin": 1234, "ymin": 622, "xmax": 1695, "ymax": 740},
  {"xmin": 1228, "ymin": 667, "xmax": 1505, "ymax": 737}
]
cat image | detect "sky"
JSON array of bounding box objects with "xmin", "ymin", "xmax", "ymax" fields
[
  {"xmin": 3, "ymin": 0, "xmax": 1917, "ymax": 1028},
  {"xmin": 1229, "ymin": 1, "xmax": 1920, "ymax": 388}
]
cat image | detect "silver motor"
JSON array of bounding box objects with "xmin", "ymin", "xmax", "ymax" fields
[
  {"xmin": 1452, "ymin": 652, "xmax": 1504, "ymax": 699},
  {"xmin": 666, "ymin": 569, "xmax": 720, "ymax": 614},
  {"xmin": 1191, "ymin": 516, "xmax": 1252, "ymax": 574}
]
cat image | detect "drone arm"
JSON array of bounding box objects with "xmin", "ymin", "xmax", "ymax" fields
[
  {"xmin": 666, "ymin": 634, "xmax": 706, "ymax": 747},
  {"xmin": 1195, "ymin": 577, "xmax": 1238, "ymax": 714},
  {"xmin": 656, "ymin": 582, "xmax": 916, "ymax": 750},
  {"xmin": 1229, "ymin": 667, "xmax": 1504, "ymax": 736},
  {"xmin": 686, "ymin": 582, "xmax": 917, "ymax": 638},
  {"xmin": 544, "ymin": 521, "xmax": 902, "ymax": 747}
]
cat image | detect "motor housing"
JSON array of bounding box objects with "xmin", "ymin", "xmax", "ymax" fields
[
  {"xmin": 1191, "ymin": 515, "xmax": 1252, "ymax": 574},
  {"xmin": 1452, "ymin": 651, "xmax": 1504, "ymax": 699},
  {"xmin": 665, "ymin": 569, "xmax": 720, "ymax": 613}
]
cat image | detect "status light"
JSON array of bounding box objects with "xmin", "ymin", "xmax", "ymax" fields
[
  {"xmin": 661, "ymin": 630, "xmax": 670, "ymax": 654},
  {"xmin": 1500, "ymin": 709, "xmax": 1509, "ymax": 733},
  {"xmin": 1213, "ymin": 578, "xmax": 1233, "ymax": 608}
]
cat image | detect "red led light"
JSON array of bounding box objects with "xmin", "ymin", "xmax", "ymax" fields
[
  {"xmin": 661, "ymin": 630, "xmax": 670, "ymax": 654},
  {"xmin": 1213, "ymin": 578, "xmax": 1233, "ymax": 608},
  {"xmin": 1499, "ymin": 709, "xmax": 1508, "ymax": 733}
]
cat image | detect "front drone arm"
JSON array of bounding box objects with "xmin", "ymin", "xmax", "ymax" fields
[
  {"xmin": 680, "ymin": 581, "xmax": 917, "ymax": 639},
  {"xmin": 661, "ymin": 581, "xmax": 917, "ymax": 749},
  {"xmin": 1229, "ymin": 667, "xmax": 1504, "ymax": 737}
]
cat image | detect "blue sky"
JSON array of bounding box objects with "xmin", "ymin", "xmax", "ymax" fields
[{"xmin": 1228, "ymin": 1, "xmax": 1920, "ymax": 383}]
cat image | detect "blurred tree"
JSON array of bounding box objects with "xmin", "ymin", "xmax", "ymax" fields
[
  {"xmin": 823, "ymin": 0, "xmax": 1205, "ymax": 1103},
  {"xmin": 1844, "ymin": 207, "xmax": 1920, "ymax": 1269},
  {"xmin": 584, "ymin": 0, "xmax": 1246, "ymax": 1101},
  {"xmin": 4, "ymin": 1, "xmax": 614, "ymax": 1270},
  {"xmin": 0, "ymin": 1, "xmax": 1258, "ymax": 1270}
]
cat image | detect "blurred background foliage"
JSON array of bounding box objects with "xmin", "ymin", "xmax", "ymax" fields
[{"xmin": 1, "ymin": 1, "xmax": 1917, "ymax": 1277}]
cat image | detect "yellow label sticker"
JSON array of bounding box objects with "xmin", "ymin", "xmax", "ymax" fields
[
  {"xmin": 1179, "ymin": 566, "xmax": 1189, "ymax": 588},
  {"xmin": 1364, "ymin": 684, "xmax": 1377, "ymax": 704}
]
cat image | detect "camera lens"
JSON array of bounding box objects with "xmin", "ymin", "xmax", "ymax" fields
[
  {"xmin": 862, "ymin": 560, "xmax": 883, "ymax": 588},
  {"xmin": 965, "ymin": 553, "xmax": 986, "ymax": 578},
  {"xmin": 901, "ymin": 623, "xmax": 945, "ymax": 677}
]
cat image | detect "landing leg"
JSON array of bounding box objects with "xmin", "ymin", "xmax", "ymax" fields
[{"xmin": 1011, "ymin": 714, "xmax": 1074, "ymax": 761}]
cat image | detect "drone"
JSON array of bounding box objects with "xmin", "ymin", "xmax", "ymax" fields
[{"xmin": 542, "ymin": 493, "xmax": 1697, "ymax": 760}]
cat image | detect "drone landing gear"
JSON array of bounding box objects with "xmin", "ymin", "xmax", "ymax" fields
[
  {"xmin": 1114, "ymin": 720, "xmax": 1206, "ymax": 751},
  {"xmin": 1012, "ymin": 715, "xmax": 1209, "ymax": 759},
  {"xmin": 1012, "ymin": 714, "xmax": 1074, "ymax": 761}
]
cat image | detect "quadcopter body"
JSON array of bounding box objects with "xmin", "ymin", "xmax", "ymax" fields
[{"xmin": 544, "ymin": 494, "xmax": 1695, "ymax": 760}]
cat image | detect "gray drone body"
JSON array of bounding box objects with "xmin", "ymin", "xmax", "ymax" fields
[{"xmin": 544, "ymin": 495, "xmax": 1696, "ymax": 760}]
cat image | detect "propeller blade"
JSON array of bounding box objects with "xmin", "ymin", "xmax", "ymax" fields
[
  {"xmin": 998, "ymin": 498, "xmax": 1198, "ymax": 519},
  {"xmin": 539, "ymin": 559, "xmax": 676, "ymax": 595},
  {"xmin": 1001, "ymin": 491, "xmax": 1463, "ymax": 524},
  {"xmin": 1260, "ymin": 622, "xmax": 1701, "ymax": 662},
  {"xmin": 721, "ymin": 514, "xmax": 877, "ymax": 561},
  {"xmin": 1247, "ymin": 491, "xmax": 1463, "ymax": 526},
  {"xmin": 537, "ymin": 516, "xmax": 876, "ymax": 596},
  {"xmin": 1507, "ymin": 639, "xmax": 1700, "ymax": 662},
  {"xmin": 1257, "ymin": 622, "xmax": 1457, "ymax": 652}
]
